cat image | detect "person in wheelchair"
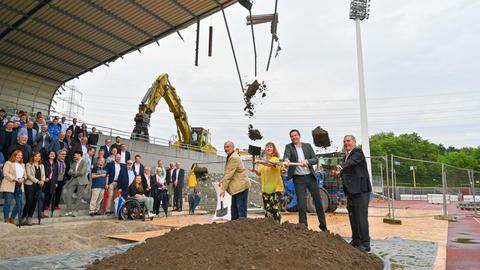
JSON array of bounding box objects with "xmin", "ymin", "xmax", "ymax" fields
[{"xmin": 128, "ymin": 175, "xmax": 155, "ymax": 219}]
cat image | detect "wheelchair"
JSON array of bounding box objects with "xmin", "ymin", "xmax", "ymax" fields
[{"xmin": 119, "ymin": 198, "xmax": 153, "ymax": 221}]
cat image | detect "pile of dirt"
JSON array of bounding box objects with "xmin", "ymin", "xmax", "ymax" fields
[
  {"xmin": 248, "ymin": 124, "xmax": 263, "ymax": 141},
  {"xmin": 88, "ymin": 219, "xmax": 383, "ymax": 270}
]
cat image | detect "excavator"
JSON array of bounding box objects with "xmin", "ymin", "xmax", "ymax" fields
[{"xmin": 131, "ymin": 73, "xmax": 217, "ymax": 154}]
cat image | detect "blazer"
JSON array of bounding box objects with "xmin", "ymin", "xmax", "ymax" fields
[
  {"xmin": 34, "ymin": 132, "xmax": 53, "ymax": 152},
  {"xmin": 100, "ymin": 145, "xmax": 111, "ymax": 157},
  {"xmin": 340, "ymin": 147, "xmax": 372, "ymax": 195},
  {"xmin": 0, "ymin": 161, "xmax": 25, "ymax": 192},
  {"xmin": 220, "ymin": 152, "xmax": 251, "ymax": 196},
  {"xmin": 25, "ymin": 163, "xmax": 46, "ymax": 186},
  {"xmin": 107, "ymin": 162, "xmax": 128, "ymax": 185},
  {"xmin": 133, "ymin": 162, "xmax": 144, "ymax": 176},
  {"xmin": 67, "ymin": 125, "xmax": 81, "ymax": 137},
  {"xmin": 174, "ymin": 168, "xmax": 185, "ymax": 188},
  {"xmin": 52, "ymin": 139, "xmax": 70, "ymax": 153},
  {"xmin": 120, "ymin": 151, "xmax": 131, "ymax": 163},
  {"xmin": 44, "ymin": 160, "xmax": 59, "ymax": 194},
  {"xmin": 140, "ymin": 174, "xmax": 156, "ymax": 196},
  {"xmin": 68, "ymin": 159, "xmax": 89, "ymax": 185},
  {"xmin": 283, "ymin": 142, "xmax": 318, "ymax": 179}
]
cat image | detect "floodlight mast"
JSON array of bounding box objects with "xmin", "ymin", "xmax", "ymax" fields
[{"xmin": 350, "ymin": 0, "xmax": 373, "ymax": 180}]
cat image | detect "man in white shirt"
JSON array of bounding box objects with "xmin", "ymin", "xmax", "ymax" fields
[
  {"xmin": 133, "ymin": 154, "xmax": 144, "ymax": 176},
  {"xmin": 60, "ymin": 116, "xmax": 68, "ymax": 133},
  {"xmin": 284, "ymin": 129, "xmax": 328, "ymax": 231},
  {"xmin": 106, "ymin": 154, "xmax": 126, "ymax": 214},
  {"xmin": 119, "ymin": 144, "xmax": 130, "ymax": 164},
  {"xmin": 126, "ymin": 160, "xmax": 136, "ymax": 187}
]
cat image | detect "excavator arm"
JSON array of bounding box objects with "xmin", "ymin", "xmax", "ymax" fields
[{"xmin": 131, "ymin": 73, "xmax": 191, "ymax": 145}]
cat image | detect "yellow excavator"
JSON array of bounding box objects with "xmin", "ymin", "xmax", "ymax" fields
[{"xmin": 131, "ymin": 73, "xmax": 217, "ymax": 154}]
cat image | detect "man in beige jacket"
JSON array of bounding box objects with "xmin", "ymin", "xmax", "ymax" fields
[{"xmin": 220, "ymin": 141, "xmax": 251, "ymax": 220}]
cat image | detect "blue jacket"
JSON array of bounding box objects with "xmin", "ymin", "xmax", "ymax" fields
[
  {"xmin": 48, "ymin": 123, "xmax": 61, "ymax": 141},
  {"xmin": 107, "ymin": 162, "xmax": 128, "ymax": 189}
]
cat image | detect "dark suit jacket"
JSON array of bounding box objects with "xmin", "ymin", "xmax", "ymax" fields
[
  {"xmin": 165, "ymin": 168, "xmax": 176, "ymax": 185},
  {"xmin": 120, "ymin": 151, "xmax": 131, "ymax": 163},
  {"xmin": 100, "ymin": 145, "xmax": 112, "ymax": 158},
  {"xmin": 283, "ymin": 143, "xmax": 318, "ymax": 179},
  {"xmin": 133, "ymin": 162, "xmax": 144, "ymax": 176},
  {"xmin": 44, "ymin": 160, "xmax": 59, "ymax": 194},
  {"xmin": 175, "ymin": 168, "xmax": 185, "ymax": 188},
  {"xmin": 107, "ymin": 162, "xmax": 128, "ymax": 185},
  {"xmin": 340, "ymin": 147, "xmax": 372, "ymax": 195},
  {"xmin": 67, "ymin": 125, "xmax": 82, "ymax": 137},
  {"xmin": 140, "ymin": 174, "xmax": 156, "ymax": 196}
]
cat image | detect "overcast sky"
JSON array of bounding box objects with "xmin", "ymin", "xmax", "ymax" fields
[{"xmin": 63, "ymin": 0, "xmax": 480, "ymax": 153}]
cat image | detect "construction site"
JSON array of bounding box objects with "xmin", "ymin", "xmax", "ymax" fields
[{"xmin": 0, "ymin": 1, "xmax": 479, "ymax": 270}]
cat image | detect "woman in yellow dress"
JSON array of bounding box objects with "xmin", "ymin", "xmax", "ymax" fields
[{"xmin": 252, "ymin": 142, "xmax": 284, "ymax": 223}]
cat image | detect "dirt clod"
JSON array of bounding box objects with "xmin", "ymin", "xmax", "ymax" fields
[
  {"xmin": 87, "ymin": 219, "xmax": 383, "ymax": 270},
  {"xmin": 243, "ymin": 80, "xmax": 267, "ymax": 118},
  {"xmin": 248, "ymin": 124, "xmax": 263, "ymax": 141}
]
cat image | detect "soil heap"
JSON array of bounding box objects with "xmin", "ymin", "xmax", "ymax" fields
[{"xmin": 88, "ymin": 219, "xmax": 383, "ymax": 270}]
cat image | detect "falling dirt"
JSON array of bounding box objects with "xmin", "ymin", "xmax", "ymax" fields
[
  {"xmin": 248, "ymin": 124, "xmax": 263, "ymax": 141},
  {"xmin": 243, "ymin": 80, "xmax": 267, "ymax": 118},
  {"xmin": 87, "ymin": 218, "xmax": 383, "ymax": 270},
  {"xmin": 312, "ymin": 126, "xmax": 331, "ymax": 148}
]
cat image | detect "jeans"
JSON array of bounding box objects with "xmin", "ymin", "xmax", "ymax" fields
[
  {"xmin": 231, "ymin": 189, "xmax": 249, "ymax": 220},
  {"xmin": 154, "ymin": 189, "xmax": 168, "ymax": 215},
  {"xmin": 3, "ymin": 184, "xmax": 23, "ymax": 220}
]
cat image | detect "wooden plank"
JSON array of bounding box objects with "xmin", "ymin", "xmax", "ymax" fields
[{"xmin": 107, "ymin": 229, "xmax": 171, "ymax": 242}]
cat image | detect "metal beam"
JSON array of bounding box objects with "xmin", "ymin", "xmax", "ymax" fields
[
  {"xmin": 59, "ymin": 0, "xmax": 239, "ymax": 85},
  {"xmin": 124, "ymin": 0, "xmax": 185, "ymax": 42},
  {"xmin": 0, "ymin": 0, "xmax": 51, "ymax": 41},
  {"xmin": 0, "ymin": 21, "xmax": 102, "ymax": 64},
  {"xmin": 0, "ymin": 2, "xmax": 121, "ymax": 60},
  {"xmin": 80, "ymin": 0, "xmax": 155, "ymax": 51},
  {"xmin": 3, "ymin": 39, "xmax": 88, "ymax": 71},
  {"xmin": 0, "ymin": 52, "xmax": 73, "ymax": 77},
  {"xmin": 0, "ymin": 63, "xmax": 60, "ymax": 83},
  {"xmin": 169, "ymin": 0, "xmax": 197, "ymax": 18},
  {"xmin": 45, "ymin": 2, "xmax": 137, "ymax": 51}
]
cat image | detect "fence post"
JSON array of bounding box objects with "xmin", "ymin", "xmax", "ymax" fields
[
  {"xmin": 384, "ymin": 155, "xmax": 391, "ymax": 219},
  {"xmin": 390, "ymin": 154, "xmax": 395, "ymax": 220},
  {"xmin": 471, "ymin": 170, "xmax": 478, "ymax": 217},
  {"xmin": 441, "ymin": 163, "xmax": 448, "ymax": 218}
]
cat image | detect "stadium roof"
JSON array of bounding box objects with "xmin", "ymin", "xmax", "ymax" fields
[{"xmin": 0, "ymin": 0, "xmax": 238, "ymax": 113}]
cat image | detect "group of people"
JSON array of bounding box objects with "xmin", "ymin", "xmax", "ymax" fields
[
  {"xmin": 218, "ymin": 129, "xmax": 372, "ymax": 252},
  {"xmin": 0, "ymin": 109, "xmax": 190, "ymax": 225}
]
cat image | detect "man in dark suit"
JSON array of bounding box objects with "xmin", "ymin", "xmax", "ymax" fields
[
  {"xmin": 100, "ymin": 138, "xmax": 112, "ymax": 159},
  {"xmin": 133, "ymin": 154, "xmax": 144, "ymax": 176},
  {"xmin": 87, "ymin": 127, "xmax": 99, "ymax": 146},
  {"xmin": 336, "ymin": 135, "xmax": 372, "ymax": 252},
  {"xmin": 119, "ymin": 144, "xmax": 130, "ymax": 164},
  {"xmin": 173, "ymin": 162, "xmax": 185, "ymax": 211},
  {"xmin": 140, "ymin": 166, "xmax": 155, "ymax": 197},
  {"xmin": 105, "ymin": 153, "xmax": 128, "ymax": 214},
  {"xmin": 67, "ymin": 118, "xmax": 81, "ymax": 138},
  {"xmin": 283, "ymin": 129, "xmax": 328, "ymax": 231}
]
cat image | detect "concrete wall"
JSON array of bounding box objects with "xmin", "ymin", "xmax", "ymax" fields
[{"xmin": 97, "ymin": 134, "xmax": 227, "ymax": 173}]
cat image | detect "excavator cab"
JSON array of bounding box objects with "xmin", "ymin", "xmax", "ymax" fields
[{"xmin": 190, "ymin": 127, "xmax": 215, "ymax": 153}]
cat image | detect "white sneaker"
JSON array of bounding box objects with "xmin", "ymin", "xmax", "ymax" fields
[
  {"xmin": 65, "ymin": 211, "xmax": 73, "ymax": 216},
  {"xmin": 148, "ymin": 212, "xmax": 156, "ymax": 218}
]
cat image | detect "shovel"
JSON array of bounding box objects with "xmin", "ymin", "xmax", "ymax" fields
[{"xmin": 216, "ymin": 200, "xmax": 228, "ymax": 217}]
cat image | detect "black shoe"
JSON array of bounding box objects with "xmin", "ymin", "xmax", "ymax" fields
[
  {"xmin": 350, "ymin": 240, "xmax": 360, "ymax": 247},
  {"xmin": 89, "ymin": 213, "xmax": 95, "ymax": 217},
  {"xmin": 319, "ymin": 225, "xmax": 329, "ymax": 232},
  {"xmin": 356, "ymin": 245, "xmax": 371, "ymax": 252}
]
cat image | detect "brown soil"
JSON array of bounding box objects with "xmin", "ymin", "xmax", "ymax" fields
[
  {"xmin": 88, "ymin": 218, "xmax": 383, "ymax": 270},
  {"xmin": 0, "ymin": 220, "xmax": 164, "ymax": 259},
  {"xmin": 312, "ymin": 126, "xmax": 331, "ymax": 148},
  {"xmin": 243, "ymin": 80, "xmax": 267, "ymax": 118},
  {"xmin": 248, "ymin": 124, "xmax": 263, "ymax": 141}
]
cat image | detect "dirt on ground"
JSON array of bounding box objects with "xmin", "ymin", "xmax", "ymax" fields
[
  {"xmin": 0, "ymin": 220, "xmax": 166, "ymax": 259},
  {"xmin": 248, "ymin": 124, "xmax": 263, "ymax": 141},
  {"xmin": 88, "ymin": 218, "xmax": 383, "ymax": 270}
]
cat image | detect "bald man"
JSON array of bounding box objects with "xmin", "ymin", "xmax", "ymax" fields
[{"xmin": 219, "ymin": 141, "xmax": 251, "ymax": 220}]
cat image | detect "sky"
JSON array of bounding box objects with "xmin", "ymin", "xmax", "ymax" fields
[{"xmin": 61, "ymin": 0, "xmax": 480, "ymax": 154}]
